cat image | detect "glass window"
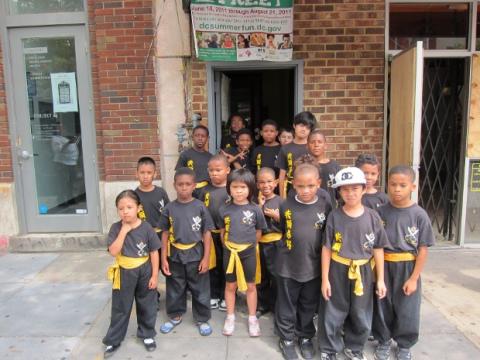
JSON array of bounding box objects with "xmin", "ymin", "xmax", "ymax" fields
[
  {"xmin": 8, "ymin": 0, "xmax": 84, "ymax": 15},
  {"xmin": 465, "ymin": 160, "xmax": 480, "ymax": 243},
  {"xmin": 389, "ymin": 3, "xmax": 469, "ymax": 50}
]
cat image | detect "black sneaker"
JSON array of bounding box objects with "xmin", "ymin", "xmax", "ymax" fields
[
  {"xmin": 143, "ymin": 338, "xmax": 156, "ymax": 352},
  {"xmin": 298, "ymin": 338, "xmax": 315, "ymax": 359},
  {"xmin": 396, "ymin": 347, "xmax": 412, "ymax": 360},
  {"xmin": 279, "ymin": 339, "xmax": 299, "ymax": 360},
  {"xmin": 344, "ymin": 348, "xmax": 367, "ymax": 360},
  {"xmin": 320, "ymin": 353, "xmax": 337, "ymax": 360},
  {"xmin": 104, "ymin": 344, "xmax": 120, "ymax": 358}
]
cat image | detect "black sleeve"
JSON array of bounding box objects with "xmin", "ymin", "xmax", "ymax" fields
[
  {"xmin": 146, "ymin": 223, "xmax": 161, "ymax": 251},
  {"xmin": 276, "ymin": 147, "xmax": 287, "ymax": 170},
  {"xmin": 175, "ymin": 151, "xmax": 186, "ymax": 170}
]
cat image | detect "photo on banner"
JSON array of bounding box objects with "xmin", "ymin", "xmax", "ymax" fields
[{"xmin": 191, "ymin": 0, "xmax": 294, "ymax": 62}]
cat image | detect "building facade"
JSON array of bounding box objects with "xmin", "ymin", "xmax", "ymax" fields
[{"xmin": 0, "ymin": 0, "xmax": 479, "ymax": 249}]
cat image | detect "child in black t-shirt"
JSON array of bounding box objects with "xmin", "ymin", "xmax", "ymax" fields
[
  {"xmin": 275, "ymin": 163, "xmax": 332, "ymax": 360},
  {"xmin": 103, "ymin": 190, "xmax": 161, "ymax": 357},
  {"xmin": 277, "ymin": 111, "xmax": 316, "ymax": 199},
  {"xmin": 278, "ymin": 128, "xmax": 294, "ymax": 146},
  {"xmin": 319, "ymin": 167, "xmax": 387, "ymax": 360},
  {"xmin": 251, "ymin": 119, "xmax": 281, "ymax": 176},
  {"xmin": 372, "ymin": 166, "xmax": 435, "ymax": 360},
  {"xmin": 222, "ymin": 128, "xmax": 255, "ymax": 171},
  {"xmin": 175, "ymin": 125, "xmax": 213, "ymax": 192},
  {"xmin": 256, "ymin": 167, "xmax": 282, "ymax": 317},
  {"xmin": 221, "ymin": 113, "xmax": 247, "ymax": 150},
  {"xmin": 159, "ymin": 167, "xmax": 215, "ymax": 337},
  {"xmin": 219, "ymin": 169, "xmax": 267, "ymax": 337},
  {"xmin": 197, "ymin": 154, "xmax": 231, "ymax": 311},
  {"xmin": 355, "ymin": 154, "xmax": 389, "ymax": 210},
  {"xmin": 306, "ymin": 129, "xmax": 341, "ymax": 207}
]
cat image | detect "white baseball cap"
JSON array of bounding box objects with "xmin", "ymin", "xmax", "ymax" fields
[{"xmin": 332, "ymin": 167, "xmax": 366, "ymax": 188}]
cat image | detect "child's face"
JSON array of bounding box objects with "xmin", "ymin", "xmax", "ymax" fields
[
  {"xmin": 308, "ymin": 134, "xmax": 327, "ymax": 158},
  {"xmin": 261, "ymin": 125, "xmax": 278, "ymax": 144},
  {"xmin": 192, "ymin": 129, "xmax": 208, "ymax": 150},
  {"xmin": 279, "ymin": 131, "xmax": 293, "ymax": 145},
  {"xmin": 136, "ymin": 164, "xmax": 156, "ymax": 188},
  {"xmin": 230, "ymin": 180, "xmax": 250, "ymax": 204},
  {"xmin": 293, "ymin": 123, "xmax": 311, "ymax": 141},
  {"xmin": 388, "ymin": 173, "xmax": 415, "ymax": 205},
  {"xmin": 174, "ymin": 174, "xmax": 196, "ymax": 201},
  {"xmin": 230, "ymin": 116, "xmax": 245, "ymax": 133},
  {"xmin": 360, "ymin": 163, "xmax": 380, "ymax": 189},
  {"xmin": 339, "ymin": 184, "xmax": 365, "ymax": 208},
  {"xmin": 117, "ymin": 197, "xmax": 139, "ymax": 224},
  {"xmin": 293, "ymin": 172, "xmax": 320, "ymax": 203},
  {"xmin": 208, "ymin": 159, "xmax": 230, "ymax": 186},
  {"xmin": 236, "ymin": 134, "xmax": 253, "ymax": 151},
  {"xmin": 257, "ymin": 172, "xmax": 277, "ymax": 198}
]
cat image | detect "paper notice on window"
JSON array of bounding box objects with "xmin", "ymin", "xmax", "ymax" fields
[{"xmin": 50, "ymin": 72, "xmax": 78, "ymax": 113}]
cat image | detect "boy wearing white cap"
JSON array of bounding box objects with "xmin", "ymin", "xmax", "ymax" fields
[{"xmin": 318, "ymin": 167, "xmax": 388, "ymax": 360}]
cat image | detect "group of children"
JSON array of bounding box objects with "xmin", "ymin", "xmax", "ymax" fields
[{"xmin": 103, "ymin": 111, "xmax": 434, "ymax": 360}]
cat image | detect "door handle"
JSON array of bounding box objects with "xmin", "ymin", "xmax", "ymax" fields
[{"xmin": 18, "ymin": 149, "xmax": 33, "ymax": 160}]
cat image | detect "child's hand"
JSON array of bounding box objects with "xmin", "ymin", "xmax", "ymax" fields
[
  {"xmin": 321, "ymin": 280, "xmax": 331, "ymax": 301},
  {"xmin": 161, "ymin": 258, "xmax": 171, "ymax": 276},
  {"xmin": 220, "ymin": 150, "xmax": 235, "ymax": 163},
  {"xmin": 148, "ymin": 275, "xmax": 158, "ymax": 289},
  {"xmin": 264, "ymin": 207, "xmax": 279, "ymax": 219},
  {"xmin": 198, "ymin": 258, "xmax": 209, "ymax": 274},
  {"xmin": 258, "ymin": 194, "xmax": 266, "ymax": 207},
  {"xmin": 120, "ymin": 222, "xmax": 133, "ymax": 233},
  {"xmin": 376, "ymin": 280, "xmax": 387, "ymax": 299},
  {"xmin": 403, "ymin": 277, "xmax": 418, "ymax": 296}
]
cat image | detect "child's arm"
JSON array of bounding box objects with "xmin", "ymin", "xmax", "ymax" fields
[
  {"xmin": 255, "ymin": 229, "xmax": 262, "ymax": 245},
  {"xmin": 373, "ymin": 248, "xmax": 387, "ymax": 299},
  {"xmin": 160, "ymin": 231, "xmax": 171, "ymax": 276},
  {"xmin": 148, "ymin": 250, "xmax": 159, "ymax": 289},
  {"xmin": 108, "ymin": 223, "xmax": 132, "ymax": 256},
  {"xmin": 403, "ymin": 246, "xmax": 428, "ymax": 296},
  {"xmin": 220, "ymin": 228, "xmax": 225, "ymax": 244},
  {"xmin": 279, "ymin": 169, "xmax": 287, "ymax": 199},
  {"xmin": 321, "ymin": 246, "xmax": 332, "ymax": 300},
  {"xmin": 264, "ymin": 207, "xmax": 280, "ymax": 223},
  {"xmin": 199, "ymin": 231, "xmax": 212, "ymax": 274}
]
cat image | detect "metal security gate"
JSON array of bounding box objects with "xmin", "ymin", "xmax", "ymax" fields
[{"xmin": 418, "ymin": 59, "xmax": 466, "ymax": 241}]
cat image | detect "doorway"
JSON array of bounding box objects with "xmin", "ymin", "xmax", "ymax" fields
[
  {"xmin": 207, "ymin": 61, "xmax": 303, "ymax": 152},
  {"xmin": 8, "ymin": 26, "xmax": 100, "ymax": 233}
]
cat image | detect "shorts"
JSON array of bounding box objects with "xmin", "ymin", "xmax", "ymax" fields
[{"xmin": 223, "ymin": 244, "xmax": 257, "ymax": 283}]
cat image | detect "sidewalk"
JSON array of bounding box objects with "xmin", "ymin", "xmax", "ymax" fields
[{"xmin": 0, "ymin": 248, "xmax": 479, "ymax": 359}]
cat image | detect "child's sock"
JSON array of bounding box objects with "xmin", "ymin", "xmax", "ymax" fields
[
  {"xmin": 227, "ymin": 313, "xmax": 235, "ymax": 320},
  {"xmin": 248, "ymin": 315, "xmax": 257, "ymax": 322}
]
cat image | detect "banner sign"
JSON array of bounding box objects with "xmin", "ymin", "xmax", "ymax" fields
[{"xmin": 191, "ymin": 0, "xmax": 293, "ymax": 62}]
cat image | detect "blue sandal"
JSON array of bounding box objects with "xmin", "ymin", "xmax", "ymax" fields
[
  {"xmin": 160, "ymin": 318, "xmax": 182, "ymax": 334},
  {"xmin": 197, "ymin": 322, "xmax": 212, "ymax": 336}
]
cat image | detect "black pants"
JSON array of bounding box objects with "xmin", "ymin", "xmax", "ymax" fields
[
  {"xmin": 209, "ymin": 232, "xmax": 225, "ymax": 300},
  {"xmin": 372, "ymin": 260, "xmax": 421, "ymax": 349},
  {"xmin": 275, "ymin": 276, "xmax": 320, "ymax": 341},
  {"xmin": 103, "ymin": 262, "xmax": 157, "ymax": 346},
  {"xmin": 166, "ymin": 260, "xmax": 211, "ymax": 322},
  {"xmin": 257, "ymin": 242, "xmax": 278, "ymax": 312},
  {"xmin": 318, "ymin": 260, "xmax": 374, "ymax": 354}
]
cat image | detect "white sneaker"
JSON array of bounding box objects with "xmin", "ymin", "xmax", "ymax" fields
[
  {"xmin": 210, "ymin": 298, "xmax": 219, "ymax": 309},
  {"xmin": 222, "ymin": 315, "xmax": 235, "ymax": 336},
  {"xmin": 248, "ymin": 317, "xmax": 261, "ymax": 337}
]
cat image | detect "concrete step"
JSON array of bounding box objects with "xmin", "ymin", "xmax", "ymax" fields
[{"xmin": 8, "ymin": 233, "xmax": 106, "ymax": 252}]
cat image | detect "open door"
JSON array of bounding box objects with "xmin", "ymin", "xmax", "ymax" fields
[{"xmin": 388, "ymin": 41, "xmax": 424, "ymax": 201}]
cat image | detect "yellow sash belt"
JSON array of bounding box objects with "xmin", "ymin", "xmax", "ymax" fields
[
  {"xmin": 169, "ymin": 239, "xmax": 216, "ymax": 270},
  {"xmin": 332, "ymin": 252, "xmax": 371, "ymax": 296},
  {"xmin": 107, "ymin": 255, "xmax": 149, "ymax": 290},
  {"xmin": 154, "ymin": 227, "xmax": 161, "ymax": 233},
  {"xmin": 225, "ymin": 241, "xmax": 261, "ymax": 292},
  {"xmin": 384, "ymin": 252, "xmax": 416, "ymax": 262},
  {"xmin": 260, "ymin": 232, "xmax": 282, "ymax": 243},
  {"xmin": 196, "ymin": 181, "xmax": 209, "ymax": 189}
]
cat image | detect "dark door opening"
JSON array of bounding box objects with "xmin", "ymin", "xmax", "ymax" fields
[
  {"xmin": 220, "ymin": 69, "xmax": 295, "ymax": 144},
  {"xmin": 419, "ymin": 58, "xmax": 467, "ymax": 242}
]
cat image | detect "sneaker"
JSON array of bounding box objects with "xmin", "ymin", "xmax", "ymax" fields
[
  {"xmin": 248, "ymin": 317, "xmax": 261, "ymax": 337},
  {"xmin": 279, "ymin": 339, "xmax": 299, "ymax": 360},
  {"xmin": 104, "ymin": 344, "xmax": 120, "ymax": 358},
  {"xmin": 344, "ymin": 348, "xmax": 367, "ymax": 360},
  {"xmin": 396, "ymin": 348, "xmax": 413, "ymax": 360},
  {"xmin": 219, "ymin": 299, "xmax": 227, "ymax": 311},
  {"xmin": 210, "ymin": 298, "xmax": 219, "ymax": 309},
  {"xmin": 143, "ymin": 338, "xmax": 156, "ymax": 352},
  {"xmin": 374, "ymin": 340, "xmax": 392, "ymax": 360},
  {"xmin": 320, "ymin": 353, "xmax": 337, "ymax": 360},
  {"xmin": 256, "ymin": 307, "xmax": 270, "ymax": 318},
  {"xmin": 298, "ymin": 337, "xmax": 315, "ymax": 359},
  {"xmin": 222, "ymin": 315, "xmax": 235, "ymax": 336}
]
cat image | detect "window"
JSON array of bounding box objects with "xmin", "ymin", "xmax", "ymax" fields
[{"xmin": 8, "ymin": 0, "xmax": 84, "ymax": 15}]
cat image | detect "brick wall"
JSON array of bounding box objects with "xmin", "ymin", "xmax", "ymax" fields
[
  {"xmin": 89, "ymin": 0, "xmax": 159, "ymax": 181},
  {"xmin": 191, "ymin": 0, "xmax": 386, "ymax": 167},
  {"xmin": 0, "ymin": 44, "xmax": 13, "ymax": 182}
]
